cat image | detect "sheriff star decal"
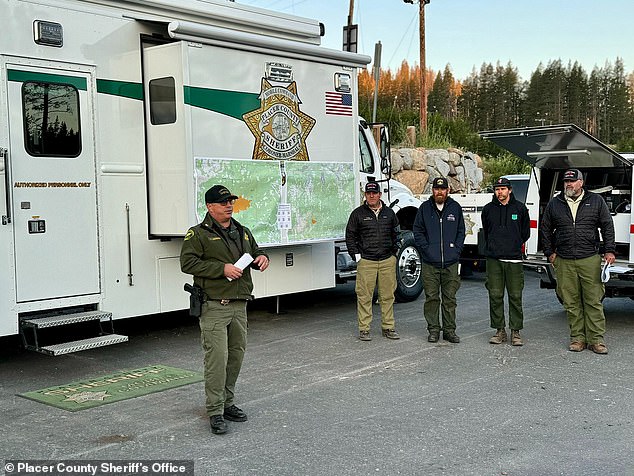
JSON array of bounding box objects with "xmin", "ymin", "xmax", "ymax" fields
[{"xmin": 243, "ymin": 79, "xmax": 315, "ymax": 161}]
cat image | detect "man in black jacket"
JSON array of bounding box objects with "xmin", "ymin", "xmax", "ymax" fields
[
  {"xmin": 346, "ymin": 181, "xmax": 401, "ymax": 341},
  {"xmin": 482, "ymin": 177, "xmax": 530, "ymax": 346},
  {"xmin": 540, "ymin": 169, "xmax": 616, "ymax": 354},
  {"xmin": 413, "ymin": 177, "xmax": 465, "ymax": 343}
]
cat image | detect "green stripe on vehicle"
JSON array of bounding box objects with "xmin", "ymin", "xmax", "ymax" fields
[
  {"xmin": 184, "ymin": 86, "xmax": 260, "ymax": 119},
  {"xmin": 7, "ymin": 70, "xmax": 87, "ymax": 90},
  {"xmin": 96, "ymin": 79, "xmax": 144, "ymax": 100}
]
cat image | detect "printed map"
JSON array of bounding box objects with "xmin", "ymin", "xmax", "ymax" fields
[
  {"xmin": 195, "ymin": 158, "xmax": 281, "ymax": 244},
  {"xmin": 195, "ymin": 158, "xmax": 356, "ymax": 245},
  {"xmin": 285, "ymin": 161, "xmax": 356, "ymax": 242}
]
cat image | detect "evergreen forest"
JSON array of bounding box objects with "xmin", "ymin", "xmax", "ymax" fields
[{"xmin": 358, "ymin": 58, "xmax": 634, "ymax": 180}]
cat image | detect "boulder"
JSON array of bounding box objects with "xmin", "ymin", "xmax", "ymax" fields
[
  {"xmin": 393, "ymin": 170, "xmax": 429, "ymax": 195},
  {"xmin": 448, "ymin": 176, "xmax": 463, "ymax": 193},
  {"xmin": 398, "ymin": 148, "xmax": 414, "ymax": 170},
  {"xmin": 390, "ymin": 150, "xmax": 404, "ymax": 174},
  {"xmin": 447, "ymin": 151, "xmax": 462, "ymax": 166},
  {"xmin": 411, "ymin": 148, "xmax": 427, "ymax": 171}
]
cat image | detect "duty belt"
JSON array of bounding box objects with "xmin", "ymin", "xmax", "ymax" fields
[{"xmin": 220, "ymin": 299, "xmax": 231, "ymax": 306}]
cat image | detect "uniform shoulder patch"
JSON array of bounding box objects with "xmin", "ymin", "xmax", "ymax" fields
[{"xmin": 184, "ymin": 229, "xmax": 195, "ymax": 241}]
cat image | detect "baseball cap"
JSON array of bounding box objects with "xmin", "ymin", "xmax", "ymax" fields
[
  {"xmin": 205, "ymin": 185, "xmax": 238, "ymax": 204},
  {"xmin": 365, "ymin": 181, "xmax": 381, "ymax": 193},
  {"xmin": 493, "ymin": 177, "xmax": 511, "ymax": 188},
  {"xmin": 563, "ymin": 169, "xmax": 583, "ymax": 181},
  {"xmin": 432, "ymin": 177, "xmax": 449, "ymax": 189}
]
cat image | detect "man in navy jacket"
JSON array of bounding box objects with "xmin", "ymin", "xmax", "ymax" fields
[
  {"xmin": 413, "ymin": 177, "xmax": 465, "ymax": 343},
  {"xmin": 481, "ymin": 177, "xmax": 530, "ymax": 346}
]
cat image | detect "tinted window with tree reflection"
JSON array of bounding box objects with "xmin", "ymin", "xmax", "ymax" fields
[
  {"xmin": 22, "ymin": 82, "xmax": 81, "ymax": 157},
  {"xmin": 149, "ymin": 77, "xmax": 176, "ymax": 125}
]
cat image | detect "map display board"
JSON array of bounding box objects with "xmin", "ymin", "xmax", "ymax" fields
[
  {"xmin": 284, "ymin": 161, "xmax": 356, "ymax": 242},
  {"xmin": 195, "ymin": 158, "xmax": 281, "ymax": 244},
  {"xmin": 194, "ymin": 158, "xmax": 356, "ymax": 245}
]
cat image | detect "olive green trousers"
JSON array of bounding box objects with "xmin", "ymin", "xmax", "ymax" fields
[
  {"xmin": 421, "ymin": 262, "xmax": 460, "ymax": 333},
  {"xmin": 554, "ymin": 254, "xmax": 606, "ymax": 344},
  {"xmin": 199, "ymin": 299, "xmax": 247, "ymax": 416},
  {"xmin": 485, "ymin": 258, "xmax": 525, "ymax": 331}
]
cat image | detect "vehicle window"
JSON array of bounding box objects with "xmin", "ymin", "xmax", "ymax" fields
[
  {"xmin": 22, "ymin": 82, "xmax": 81, "ymax": 157},
  {"xmin": 149, "ymin": 77, "xmax": 176, "ymax": 125},
  {"xmin": 358, "ymin": 126, "xmax": 374, "ymax": 174},
  {"xmin": 510, "ymin": 178, "xmax": 529, "ymax": 203}
]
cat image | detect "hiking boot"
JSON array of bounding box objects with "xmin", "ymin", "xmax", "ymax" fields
[
  {"xmin": 588, "ymin": 343, "xmax": 608, "ymax": 355},
  {"xmin": 359, "ymin": 330, "xmax": 371, "ymax": 341},
  {"xmin": 382, "ymin": 329, "xmax": 400, "ymax": 340},
  {"xmin": 568, "ymin": 341, "xmax": 586, "ymax": 352},
  {"xmin": 489, "ymin": 328, "xmax": 507, "ymax": 344},
  {"xmin": 511, "ymin": 330, "xmax": 523, "ymax": 346},
  {"xmin": 210, "ymin": 415, "xmax": 228, "ymax": 435},
  {"xmin": 224, "ymin": 404, "xmax": 247, "ymax": 422},
  {"xmin": 443, "ymin": 331, "xmax": 460, "ymax": 343},
  {"xmin": 428, "ymin": 332, "xmax": 440, "ymax": 343}
]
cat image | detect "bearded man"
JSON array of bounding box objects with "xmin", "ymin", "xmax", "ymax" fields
[
  {"xmin": 413, "ymin": 177, "xmax": 465, "ymax": 344},
  {"xmin": 540, "ymin": 169, "xmax": 615, "ymax": 354}
]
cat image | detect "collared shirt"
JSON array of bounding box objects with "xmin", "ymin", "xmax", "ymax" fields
[
  {"xmin": 565, "ymin": 190, "xmax": 585, "ymax": 222},
  {"xmin": 369, "ymin": 203, "xmax": 382, "ymax": 218}
]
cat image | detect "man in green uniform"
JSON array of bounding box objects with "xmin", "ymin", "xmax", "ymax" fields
[{"xmin": 181, "ymin": 184, "xmax": 269, "ymax": 434}]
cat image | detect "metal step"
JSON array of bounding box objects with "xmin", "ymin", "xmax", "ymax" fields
[
  {"xmin": 21, "ymin": 310, "xmax": 112, "ymax": 329},
  {"xmin": 38, "ymin": 334, "xmax": 129, "ymax": 356}
]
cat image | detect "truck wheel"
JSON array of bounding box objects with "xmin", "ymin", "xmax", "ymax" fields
[{"xmin": 394, "ymin": 231, "xmax": 423, "ymax": 302}]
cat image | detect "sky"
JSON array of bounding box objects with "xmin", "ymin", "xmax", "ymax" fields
[{"xmin": 237, "ymin": 0, "xmax": 634, "ymax": 81}]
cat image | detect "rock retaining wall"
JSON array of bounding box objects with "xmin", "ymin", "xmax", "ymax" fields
[{"xmin": 391, "ymin": 147, "xmax": 484, "ymax": 195}]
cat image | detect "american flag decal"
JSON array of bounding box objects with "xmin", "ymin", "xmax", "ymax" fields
[{"xmin": 325, "ymin": 91, "xmax": 353, "ymax": 116}]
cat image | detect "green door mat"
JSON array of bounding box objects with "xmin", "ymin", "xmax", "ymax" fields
[{"xmin": 19, "ymin": 365, "xmax": 203, "ymax": 412}]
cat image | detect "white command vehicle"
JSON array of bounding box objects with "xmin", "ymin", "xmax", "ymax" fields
[
  {"xmin": 480, "ymin": 124, "xmax": 634, "ymax": 299},
  {"xmin": 0, "ymin": 0, "xmax": 424, "ymax": 354}
]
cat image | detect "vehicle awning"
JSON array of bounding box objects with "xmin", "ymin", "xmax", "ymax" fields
[
  {"xmin": 125, "ymin": 14, "xmax": 371, "ymax": 68},
  {"xmin": 479, "ymin": 124, "xmax": 633, "ymax": 169}
]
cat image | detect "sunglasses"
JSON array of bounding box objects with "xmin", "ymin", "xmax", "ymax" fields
[{"xmin": 215, "ymin": 199, "xmax": 236, "ymax": 206}]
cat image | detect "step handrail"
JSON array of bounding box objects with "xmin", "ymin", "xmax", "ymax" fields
[{"xmin": 1, "ymin": 148, "xmax": 11, "ymax": 225}]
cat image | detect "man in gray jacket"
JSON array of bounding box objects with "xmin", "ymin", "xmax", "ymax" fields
[{"xmin": 540, "ymin": 169, "xmax": 615, "ymax": 354}]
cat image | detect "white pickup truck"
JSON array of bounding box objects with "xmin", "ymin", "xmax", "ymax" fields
[{"xmin": 480, "ymin": 124, "xmax": 634, "ymax": 299}]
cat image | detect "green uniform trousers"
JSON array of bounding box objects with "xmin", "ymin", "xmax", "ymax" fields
[
  {"xmin": 485, "ymin": 258, "xmax": 525, "ymax": 330},
  {"xmin": 199, "ymin": 299, "xmax": 247, "ymax": 416},
  {"xmin": 421, "ymin": 262, "xmax": 460, "ymax": 333},
  {"xmin": 355, "ymin": 256, "xmax": 397, "ymax": 331},
  {"xmin": 554, "ymin": 254, "xmax": 606, "ymax": 345}
]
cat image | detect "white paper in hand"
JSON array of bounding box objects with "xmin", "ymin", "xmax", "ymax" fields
[
  {"xmin": 601, "ymin": 262, "xmax": 611, "ymax": 283},
  {"xmin": 227, "ymin": 253, "xmax": 254, "ymax": 281}
]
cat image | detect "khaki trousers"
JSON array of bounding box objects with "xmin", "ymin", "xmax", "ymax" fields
[
  {"xmin": 355, "ymin": 256, "xmax": 397, "ymax": 331},
  {"xmin": 554, "ymin": 254, "xmax": 606, "ymax": 344},
  {"xmin": 199, "ymin": 299, "xmax": 247, "ymax": 416}
]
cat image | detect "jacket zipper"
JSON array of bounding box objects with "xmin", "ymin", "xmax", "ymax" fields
[{"xmin": 439, "ymin": 216, "xmax": 444, "ymax": 268}]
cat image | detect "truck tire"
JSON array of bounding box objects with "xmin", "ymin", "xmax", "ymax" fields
[{"xmin": 394, "ymin": 231, "xmax": 423, "ymax": 302}]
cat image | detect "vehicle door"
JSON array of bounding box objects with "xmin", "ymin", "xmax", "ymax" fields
[{"xmin": 5, "ymin": 63, "xmax": 99, "ymax": 302}]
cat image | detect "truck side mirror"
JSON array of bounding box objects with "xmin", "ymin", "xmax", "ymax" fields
[{"xmin": 378, "ymin": 125, "xmax": 391, "ymax": 177}]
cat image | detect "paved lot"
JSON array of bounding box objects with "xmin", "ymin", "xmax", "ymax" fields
[{"xmin": 1, "ymin": 272, "xmax": 633, "ymax": 475}]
